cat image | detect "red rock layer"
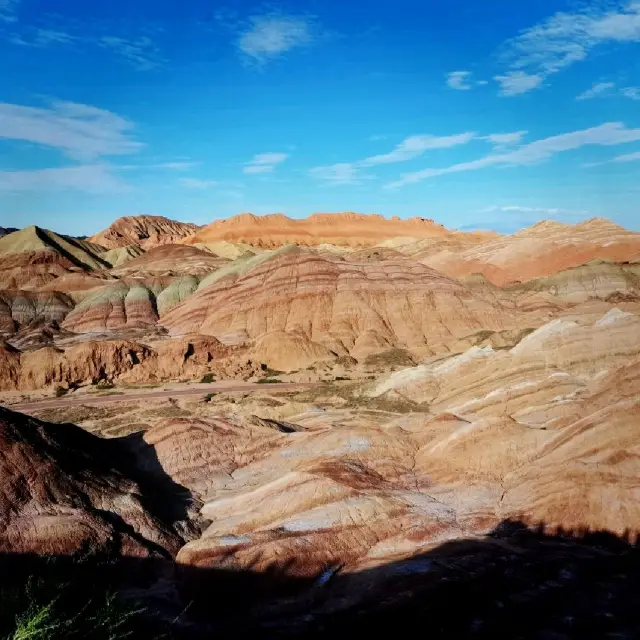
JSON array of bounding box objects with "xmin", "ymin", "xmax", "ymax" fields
[
  {"xmin": 162, "ymin": 246, "xmax": 514, "ymax": 360},
  {"xmin": 181, "ymin": 212, "xmax": 492, "ymax": 249},
  {"xmin": 0, "ymin": 407, "xmax": 194, "ymax": 556},
  {"xmin": 425, "ymin": 218, "xmax": 640, "ymax": 286},
  {"xmin": 90, "ymin": 215, "xmax": 200, "ymax": 249}
]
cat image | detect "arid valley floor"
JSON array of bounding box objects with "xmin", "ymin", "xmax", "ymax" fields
[{"xmin": 1, "ymin": 212, "xmax": 640, "ymax": 638}]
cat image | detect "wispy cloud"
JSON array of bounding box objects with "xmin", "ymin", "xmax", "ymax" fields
[
  {"xmin": 446, "ymin": 70, "xmax": 488, "ymax": 90},
  {"xmin": 238, "ymin": 13, "xmax": 316, "ymax": 64},
  {"xmin": 308, "ymin": 163, "xmax": 370, "ymax": 185},
  {"xmin": 178, "ymin": 177, "xmax": 219, "ymax": 189},
  {"xmin": 576, "ymin": 81, "xmax": 616, "ymax": 100},
  {"xmin": 243, "ymin": 152, "xmax": 289, "ymax": 174},
  {"xmin": 387, "ymin": 121, "xmax": 640, "ymax": 188},
  {"xmin": 119, "ymin": 161, "xmax": 197, "ymax": 171},
  {"xmin": 3, "ymin": 11, "xmax": 164, "ymax": 71},
  {"xmin": 494, "ymin": 71, "xmax": 543, "ymax": 96},
  {"xmin": 622, "ymin": 86, "xmax": 640, "ymax": 99},
  {"xmin": 0, "ymin": 100, "xmax": 142, "ymax": 160},
  {"xmin": 446, "ymin": 71, "xmax": 472, "ymax": 90},
  {"xmin": 0, "ymin": 165, "xmax": 129, "ymax": 193},
  {"xmin": 480, "ymin": 205, "xmax": 591, "ymax": 215},
  {"xmin": 310, "ymin": 132, "xmax": 475, "ymax": 185},
  {"xmin": 588, "ymin": 149, "xmax": 640, "ymax": 166},
  {"xmin": 484, "ymin": 131, "xmax": 528, "ymax": 146},
  {"xmin": 496, "ymin": 1, "xmax": 640, "ymax": 94},
  {"xmin": 0, "ymin": 0, "xmax": 19, "ymax": 22},
  {"xmin": 613, "ymin": 150, "xmax": 640, "ymax": 162},
  {"xmin": 8, "ymin": 28, "xmax": 76, "ymax": 47},
  {"xmin": 361, "ymin": 133, "xmax": 475, "ymax": 166},
  {"xmin": 99, "ymin": 36, "xmax": 164, "ymax": 71}
]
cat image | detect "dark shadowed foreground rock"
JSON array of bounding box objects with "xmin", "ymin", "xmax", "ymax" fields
[{"xmin": 0, "ymin": 407, "xmax": 199, "ymax": 557}]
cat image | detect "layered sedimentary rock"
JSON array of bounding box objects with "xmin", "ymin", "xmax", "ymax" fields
[
  {"xmin": 0, "ymin": 290, "xmax": 74, "ymax": 333},
  {"xmin": 247, "ymin": 330, "xmax": 338, "ymax": 371},
  {"xmin": 0, "ymin": 407, "xmax": 195, "ymax": 556},
  {"xmin": 16, "ymin": 340, "xmax": 153, "ymax": 390},
  {"xmin": 162, "ymin": 246, "xmax": 514, "ymax": 362},
  {"xmin": 425, "ymin": 218, "xmax": 640, "ymax": 285},
  {"xmin": 62, "ymin": 283, "xmax": 159, "ymax": 332},
  {"xmin": 90, "ymin": 215, "xmax": 199, "ymax": 249},
  {"xmin": 156, "ymin": 276, "xmax": 200, "ymax": 316},
  {"xmin": 182, "ymin": 212, "xmax": 489, "ymax": 249},
  {"xmin": 0, "ymin": 226, "xmax": 110, "ymax": 296},
  {"xmin": 103, "ymin": 244, "xmax": 145, "ymax": 267},
  {"xmin": 121, "ymin": 335, "xmax": 232, "ymax": 383},
  {"xmin": 111, "ymin": 244, "xmax": 228, "ymax": 277},
  {"xmin": 1, "ymin": 335, "xmax": 235, "ymax": 390}
]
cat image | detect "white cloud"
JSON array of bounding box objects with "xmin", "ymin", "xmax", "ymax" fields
[
  {"xmin": 0, "ymin": 100, "xmax": 142, "ymax": 160},
  {"xmin": 576, "ymin": 81, "xmax": 616, "ymax": 100},
  {"xmin": 387, "ymin": 121, "xmax": 640, "ymax": 188},
  {"xmin": 8, "ymin": 29, "xmax": 76, "ymax": 47},
  {"xmin": 99, "ymin": 36, "xmax": 163, "ymax": 71},
  {"xmin": 481, "ymin": 205, "xmax": 591, "ymax": 215},
  {"xmin": 309, "ymin": 132, "xmax": 475, "ymax": 185},
  {"xmin": 622, "ymin": 86, "xmax": 640, "ymax": 99},
  {"xmin": 0, "ymin": 165, "xmax": 128, "ymax": 193},
  {"xmin": 613, "ymin": 150, "xmax": 640, "ymax": 162},
  {"xmin": 119, "ymin": 161, "xmax": 197, "ymax": 171},
  {"xmin": 238, "ymin": 13, "xmax": 314, "ymax": 64},
  {"xmin": 484, "ymin": 131, "xmax": 528, "ymax": 146},
  {"xmin": 446, "ymin": 71, "xmax": 472, "ymax": 90},
  {"xmin": 153, "ymin": 161, "xmax": 197, "ymax": 170},
  {"xmin": 243, "ymin": 152, "xmax": 288, "ymax": 174},
  {"xmin": 309, "ymin": 163, "xmax": 368, "ymax": 185},
  {"xmin": 178, "ymin": 178, "xmax": 219, "ymax": 189},
  {"xmin": 0, "ymin": 0, "xmax": 19, "ymax": 22},
  {"xmin": 494, "ymin": 71, "xmax": 544, "ymax": 96},
  {"xmin": 496, "ymin": 2, "xmax": 640, "ymax": 94},
  {"xmin": 361, "ymin": 133, "xmax": 475, "ymax": 166}
]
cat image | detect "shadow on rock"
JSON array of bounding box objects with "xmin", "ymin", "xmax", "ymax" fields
[{"xmin": 2, "ymin": 519, "xmax": 640, "ymax": 638}]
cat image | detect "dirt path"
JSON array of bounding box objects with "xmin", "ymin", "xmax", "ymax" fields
[{"xmin": 7, "ymin": 382, "xmax": 309, "ymax": 413}]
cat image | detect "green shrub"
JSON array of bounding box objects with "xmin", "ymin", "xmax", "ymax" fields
[
  {"xmin": 200, "ymin": 373, "xmax": 216, "ymax": 384},
  {"xmin": 257, "ymin": 378, "xmax": 282, "ymax": 384},
  {"xmin": 204, "ymin": 393, "xmax": 216, "ymax": 402},
  {"xmin": 54, "ymin": 386, "xmax": 68, "ymax": 398},
  {"xmin": 96, "ymin": 381, "xmax": 114, "ymax": 390},
  {"xmin": 334, "ymin": 376, "xmax": 351, "ymax": 381},
  {"xmin": 1, "ymin": 571, "xmax": 147, "ymax": 640}
]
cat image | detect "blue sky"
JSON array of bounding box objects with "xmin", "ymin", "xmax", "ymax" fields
[{"xmin": 1, "ymin": 0, "xmax": 639, "ymax": 236}]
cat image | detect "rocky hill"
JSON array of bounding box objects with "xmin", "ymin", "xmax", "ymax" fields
[
  {"xmin": 90, "ymin": 215, "xmax": 200, "ymax": 249},
  {"xmin": 181, "ymin": 212, "xmax": 497, "ymax": 249}
]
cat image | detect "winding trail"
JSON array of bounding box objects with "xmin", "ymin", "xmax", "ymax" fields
[{"xmin": 7, "ymin": 381, "xmax": 310, "ymax": 414}]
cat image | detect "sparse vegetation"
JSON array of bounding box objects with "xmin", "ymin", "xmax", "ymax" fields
[
  {"xmin": 54, "ymin": 386, "xmax": 68, "ymax": 398},
  {"xmin": 257, "ymin": 377, "xmax": 282, "ymax": 384},
  {"xmin": 334, "ymin": 376, "xmax": 351, "ymax": 381},
  {"xmin": 0, "ymin": 567, "xmax": 149, "ymax": 640},
  {"xmin": 260, "ymin": 364, "xmax": 283, "ymax": 376},
  {"xmin": 200, "ymin": 373, "xmax": 216, "ymax": 384},
  {"xmin": 364, "ymin": 349, "xmax": 416, "ymax": 369},
  {"xmin": 204, "ymin": 392, "xmax": 216, "ymax": 402},
  {"xmin": 95, "ymin": 381, "xmax": 115, "ymax": 390}
]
